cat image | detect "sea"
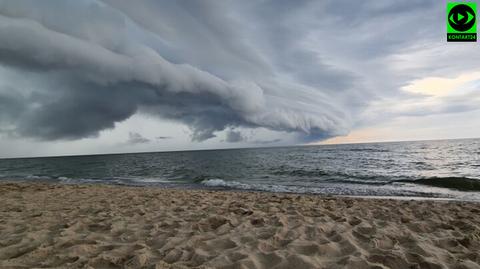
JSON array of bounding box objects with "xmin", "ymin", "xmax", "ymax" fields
[{"xmin": 1, "ymin": 138, "xmax": 479, "ymax": 201}]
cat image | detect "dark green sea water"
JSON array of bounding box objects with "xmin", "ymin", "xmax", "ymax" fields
[{"xmin": 1, "ymin": 139, "xmax": 479, "ymax": 201}]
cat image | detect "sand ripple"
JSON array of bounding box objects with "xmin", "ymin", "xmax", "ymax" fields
[{"xmin": 0, "ymin": 182, "xmax": 479, "ymax": 269}]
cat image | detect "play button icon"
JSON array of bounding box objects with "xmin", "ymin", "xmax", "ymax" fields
[
  {"xmin": 457, "ymin": 13, "xmax": 464, "ymax": 21},
  {"xmin": 448, "ymin": 4, "xmax": 476, "ymax": 32}
]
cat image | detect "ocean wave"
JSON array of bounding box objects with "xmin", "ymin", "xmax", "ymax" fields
[
  {"xmin": 4, "ymin": 172, "xmax": 480, "ymax": 192},
  {"xmin": 25, "ymin": 175, "xmax": 53, "ymax": 180},
  {"xmin": 57, "ymin": 176, "xmax": 177, "ymax": 186},
  {"xmin": 269, "ymin": 168, "xmax": 392, "ymax": 185},
  {"xmin": 201, "ymin": 179, "xmax": 248, "ymax": 188},
  {"xmin": 200, "ymin": 178, "xmax": 310, "ymax": 193},
  {"xmin": 345, "ymin": 148, "xmax": 390, "ymax": 153},
  {"xmin": 198, "ymin": 178, "xmax": 447, "ymax": 198},
  {"xmin": 271, "ymin": 168, "xmax": 330, "ymax": 177},
  {"xmin": 57, "ymin": 177, "xmax": 108, "ymax": 184},
  {"xmin": 396, "ymin": 177, "xmax": 480, "ymax": 191}
]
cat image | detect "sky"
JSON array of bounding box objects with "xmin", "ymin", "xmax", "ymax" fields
[{"xmin": 0, "ymin": 0, "xmax": 479, "ymax": 158}]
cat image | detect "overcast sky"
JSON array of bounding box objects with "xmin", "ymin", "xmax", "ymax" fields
[{"xmin": 0, "ymin": 0, "xmax": 479, "ymax": 158}]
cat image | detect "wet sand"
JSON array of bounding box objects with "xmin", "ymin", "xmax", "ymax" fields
[{"xmin": 0, "ymin": 182, "xmax": 479, "ymax": 269}]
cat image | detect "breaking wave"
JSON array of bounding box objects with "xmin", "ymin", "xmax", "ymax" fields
[{"xmin": 397, "ymin": 177, "xmax": 480, "ymax": 192}]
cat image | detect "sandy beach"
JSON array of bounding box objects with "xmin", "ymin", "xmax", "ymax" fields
[{"xmin": 0, "ymin": 182, "xmax": 479, "ymax": 269}]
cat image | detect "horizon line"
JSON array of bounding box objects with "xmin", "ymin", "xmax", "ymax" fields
[{"xmin": 0, "ymin": 136, "xmax": 478, "ymax": 160}]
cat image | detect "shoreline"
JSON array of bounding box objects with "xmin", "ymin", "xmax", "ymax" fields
[
  {"xmin": 1, "ymin": 181, "xmax": 479, "ymax": 268},
  {"xmin": 3, "ymin": 178, "xmax": 479, "ymax": 203}
]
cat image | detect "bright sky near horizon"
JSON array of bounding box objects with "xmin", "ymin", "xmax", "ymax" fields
[{"xmin": 0, "ymin": 0, "xmax": 479, "ymax": 158}]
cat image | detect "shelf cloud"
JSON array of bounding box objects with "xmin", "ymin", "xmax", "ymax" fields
[{"xmin": 0, "ymin": 0, "xmax": 478, "ymax": 146}]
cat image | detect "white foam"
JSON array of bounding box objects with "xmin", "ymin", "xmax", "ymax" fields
[
  {"xmin": 198, "ymin": 178, "xmax": 462, "ymax": 199},
  {"xmin": 126, "ymin": 177, "xmax": 172, "ymax": 184},
  {"xmin": 201, "ymin": 178, "xmax": 246, "ymax": 188},
  {"xmin": 26, "ymin": 175, "xmax": 52, "ymax": 180},
  {"xmin": 200, "ymin": 178, "xmax": 310, "ymax": 193}
]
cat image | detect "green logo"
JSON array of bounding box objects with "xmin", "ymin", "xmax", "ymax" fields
[{"xmin": 447, "ymin": 2, "xmax": 477, "ymax": 42}]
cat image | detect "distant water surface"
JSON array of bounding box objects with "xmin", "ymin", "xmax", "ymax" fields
[{"xmin": 1, "ymin": 139, "xmax": 479, "ymax": 201}]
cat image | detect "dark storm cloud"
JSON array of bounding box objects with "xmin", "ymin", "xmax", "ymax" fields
[
  {"xmin": 127, "ymin": 132, "xmax": 150, "ymax": 144},
  {"xmin": 0, "ymin": 90, "xmax": 25, "ymax": 123},
  {"xmin": 0, "ymin": 0, "xmax": 475, "ymax": 143},
  {"xmin": 224, "ymin": 130, "xmax": 245, "ymax": 143},
  {"xmin": 252, "ymin": 138, "xmax": 283, "ymax": 145}
]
